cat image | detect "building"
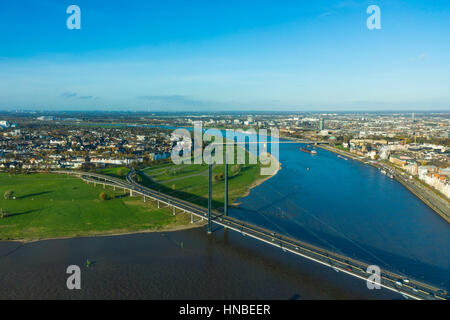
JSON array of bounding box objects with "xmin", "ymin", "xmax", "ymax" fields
[
  {"xmin": 389, "ymin": 155, "xmax": 407, "ymax": 167},
  {"xmin": 37, "ymin": 116, "xmax": 55, "ymax": 121},
  {"xmin": 319, "ymin": 118, "xmax": 325, "ymax": 130},
  {"xmin": 0, "ymin": 121, "xmax": 10, "ymax": 128},
  {"xmin": 404, "ymin": 162, "xmax": 418, "ymax": 175},
  {"xmin": 418, "ymin": 165, "xmax": 437, "ymax": 178},
  {"xmin": 420, "ymin": 172, "xmax": 450, "ymax": 199}
]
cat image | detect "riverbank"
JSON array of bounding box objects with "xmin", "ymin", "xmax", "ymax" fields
[
  {"xmin": 3, "ymin": 219, "xmax": 206, "ymax": 244},
  {"xmin": 317, "ymin": 144, "xmax": 450, "ymax": 223},
  {"xmin": 0, "ymin": 173, "xmax": 202, "ymax": 242},
  {"xmin": 233, "ymin": 152, "xmax": 281, "ymax": 205}
]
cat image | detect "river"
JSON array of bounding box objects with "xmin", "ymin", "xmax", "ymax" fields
[
  {"xmin": 230, "ymin": 141, "xmax": 450, "ymax": 290},
  {"xmin": 0, "ymin": 128, "xmax": 448, "ymax": 299}
]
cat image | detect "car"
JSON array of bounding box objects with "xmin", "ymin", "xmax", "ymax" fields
[
  {"xmin": 347, "ymin": 266, "xmax": 353, "ymax": 272},
  {"xmin": 436, "ymin": 289, "xmax": 446, "ymax": 296},
  {"xmin": 395, "ymin": 280, "xmax": 403, "ymax": 286}
]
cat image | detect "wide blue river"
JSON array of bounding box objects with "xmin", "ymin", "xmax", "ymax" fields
[{"xmin": 230, "ymin": 139, "xmax": 450, "ymax": 290}]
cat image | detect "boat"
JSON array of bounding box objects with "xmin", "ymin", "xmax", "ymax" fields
[
  {"xmin": 337, "ymin": 155, "xmax": 348, "ymax": 160},
  {"xmin": 300, "ymin": 147, "xmax": 314, "ymax": 154}
]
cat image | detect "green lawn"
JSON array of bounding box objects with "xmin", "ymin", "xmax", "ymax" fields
[
  {"xmin": 140, "ymin": 153, "xmax": 265, "ymax": 210},
  {"xmin": 100, "ymin": 166, "xmax": 130, "ymax": 179},
  {"xmin": 0, "ymin": 173, "xmax": 189, "ymax": 241}
]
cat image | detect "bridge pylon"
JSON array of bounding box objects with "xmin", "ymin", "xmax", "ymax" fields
[
  {"xmin": 224, "ymin": 156, "xmax": 228, "ymax": 217},
  {"xmin": 207, "ymin": 164, "xmax": 212, "ymax": 234}
]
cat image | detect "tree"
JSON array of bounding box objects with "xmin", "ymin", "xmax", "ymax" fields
[
  {"xmin": 99, "ymin": 192, "xmax": 109, "ymax": 201},
  {"xmin": 213, "ymin": 173, "xmax": 224, "ymax": 182},
  {"xmin": 134, "ymin": 174, "xmax": 143, "ymax": 183},
  {"xmin": 232, "ymin": 164, "xmax": 241, "ymax": 175},
  {"xmin": 4, "ymin": 190, "xmax": 14, "ymax": 200}
]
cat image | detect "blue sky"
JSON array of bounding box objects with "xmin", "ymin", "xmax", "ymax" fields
[{"xmin": 0, "ymin": 0, "xmax": 449, "ymax": 111}]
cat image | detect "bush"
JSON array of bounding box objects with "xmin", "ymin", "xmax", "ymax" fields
[
  {"xmin": 99, "ymin": 192, "xmax": 109, "ymax": 201},
  {"xmin": 213, "ymin": 173, "xmax": 224, "ymax": 182},
  {"xmin": 232, "ymin": 164, "xmax": 241, "ymax": 175},
  {"xmin": 4, "ymin": 190, "xmax": 14, "ymax": 200}
]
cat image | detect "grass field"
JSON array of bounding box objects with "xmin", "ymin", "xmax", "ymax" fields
[
  {"xmin": 139, "ymin": 155, "xmax": 265, "ymax": 210},
  {"xmin": 0, "ymin": 173, "xmax": 191, "ymax": 241},
  {"xmin": 100, "ymin": 166, "xmax": 130, "ymax": 179}
]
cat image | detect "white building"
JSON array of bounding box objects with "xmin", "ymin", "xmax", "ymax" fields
[
  {"xmin": 0, "ymin": 121, "xmax": 10, "ymax": 128},
  {"xmin": 418, "ymin": 165, "xmax": 449, "ymax": 199}
]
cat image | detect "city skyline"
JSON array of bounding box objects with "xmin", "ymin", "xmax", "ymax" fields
[{"xmin": 1, "ymin": 0, "xmax": 450, "ymax": 111}]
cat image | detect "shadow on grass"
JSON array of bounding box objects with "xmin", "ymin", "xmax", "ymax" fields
[
  {"xmin": 113, "ymin": 194, "xmax": 130, "ymax": 199},
  {"xmin": 135, "ymin": 162, "xmax": 260, "ymax": 211},
  {"xmin": 17, "ymin": 191, "xmax": 53, "ymax": 199},
  {"xmin": 4, "ymin": 209, "xmax": 42, "ymax": 218},
  {"xmin": 137, "ymin": 170, "xmax": 225, "ymax": 209}
]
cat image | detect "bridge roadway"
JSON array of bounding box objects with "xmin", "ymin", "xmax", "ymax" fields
[{"xmin": 54, "ymin": 170, "xmax": 447, "ymax": 300}]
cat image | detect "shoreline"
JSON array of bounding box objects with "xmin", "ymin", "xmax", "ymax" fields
[
  {"xmin": 1, "ymin": 218, "xmax": 206, "ymax": 244},
  {"xmin": 316, "ymin": 144, "xmax": 450, "ymax": 224},
  {"xmin": 232, "ymin": 152, "xmax": 282, "ymax": 206}
]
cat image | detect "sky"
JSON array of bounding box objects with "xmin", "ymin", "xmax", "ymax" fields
[{"xmin": 0, "ymin": 0, "xmax": 449, "ymax": 111}]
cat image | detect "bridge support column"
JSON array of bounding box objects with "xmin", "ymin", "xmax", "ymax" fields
[
  {"xmin": 157, "ymin": 201, "xmax": 160, "ymax": 208},
  {"xmin": 207, "ymin": 164, "xmax": 212, "ymax": 234},
  {"xmin": 224, "ymin": 157, "xmax": 228, "ymax": 217},
  {"xmin": 130, "ymin": 190, "xmax": 133, "ymax": 197},
  {"xmin": 103, "ymin": 184, "xmax": 105, "ymax": 189},
  {"xmin": 173, "ymin": 206, "xmax": 176, "ymax": 215},
  {"xmin": 114, "ymin": 186, "xmax": 116, "ymax": 191},
  {"xmin": 191, "ymin": 214, "xmax": 193, "ymax": 224}
]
